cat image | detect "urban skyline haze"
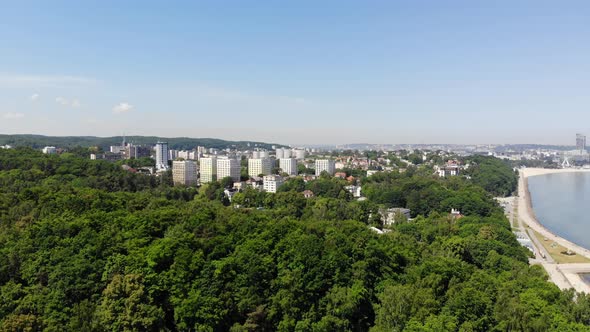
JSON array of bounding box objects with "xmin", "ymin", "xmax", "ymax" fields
[{"xmin": 1, "ymin": 1, "xmax": 589, "ymax": 145}]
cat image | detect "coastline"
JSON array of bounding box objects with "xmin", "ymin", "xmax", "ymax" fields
[
  {"xmin": 518, "ymin": 168, "xmax": 590, "ymax": 293},
  {"xmin": 518, "ymin": 168, "xmax": 590, "ymax": 260}
]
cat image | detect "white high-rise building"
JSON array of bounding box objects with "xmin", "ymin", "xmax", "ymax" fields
[
  {"xmin": 248, "ymin": 158, "xmax": 272, "ymax": 177},
  {"xmin": 155, "ymin": 142, "xmax": 169, "ymax": 170},
  {"xmin": 276, "ymin": 148, "xmax": 291, "ymax": 159},
  {"xmin": 280, "ymin": 158, "xmax": 298, "ymax": 176},
  {"xmin": 252, "ymin": 150, "xmax": 270, "ymax": 159},
  {"xmin": 200, "ymin": 157, "xmax": 217, "ymax": 183},
  {"xmin": 263, "ymin": 175, "xmax": 284, "ymax": 193},
  {"xmin": 315, "ymin": 159, "xmax": 335, "ymax": 176},
  {"xmin": 172, "ymin": 160, "xmax": 198, "ymax": 186},
  {"xmin": 293, "ymin": 149, "xmax": 306, "ymax": 160},
  {"xmin": 168, "ymin": 149, "xmax": 179, "ymax": 160},
  {"xmin": 217, "ymin": 157, "xmax": 241, "ymax": 182}
]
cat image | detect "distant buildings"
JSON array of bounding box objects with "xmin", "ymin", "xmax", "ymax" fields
[
  {"xmin": 293, "ymin": 149, "xmax": 306, "ymax": 160},
  {"xmin": 315, "ymin": 159, "xmax": 335, "ymax": 176},
  {"xmin": 263, "ymin": 175, "xmax": 284, "ymax": 193},
  {"xmin": 436, "ymin": 160, "xmax": 461, "ymax": 177},
  {"xmin": 252, "ymin": 150, "xmax": 270, "ymax": 159},
  {"xmin": 200, "ymin": 156, "xmax": 217, "ymax": 183},
  {"xmin": 248, "ymin": 158, "xmax": 272, "ymax": 177},
  {"xmin": 217, "ymin": 157, "xmax": 240, "ymax": 182},
  {"xmin": 125, "ymin": 144, "xmax": 151, "ymax": 159},
  {"xmin": 172, "ymin": 160, "xmax": 198, "ymax": 186},
  {"xmin": 380, "ymin": 208, "xmax": 411, "ymax": 226},
  {"xmin": 42, "ymin": 146, "xmax": 57, "ymax": 154},
  {"xmin": 279, "ymin": 158, "xmax": 298, "ymax": 176},
  {"xmin": 577, "ymin": 133, "xmax": 586, "ymax": 152},
  {"xmin": 155, "ymin": 142, "xmax": 169, "ymax": 170},
  {"xmin": 276, "ymin": 148, "xmax": 291, "ymax": 159}
]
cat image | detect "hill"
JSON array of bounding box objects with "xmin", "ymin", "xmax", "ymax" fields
[{"xmin": 0, "ymin": 134, "xmax": 284, "ymax": 150}]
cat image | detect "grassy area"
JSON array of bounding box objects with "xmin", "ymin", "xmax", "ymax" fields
[
  {"xmin": 512, "ymin": 203, "xmax": 520, "ymax": 230},
  {"xmin": 529, "ymin": 229, "xmax": 590, "ymax": 264}
]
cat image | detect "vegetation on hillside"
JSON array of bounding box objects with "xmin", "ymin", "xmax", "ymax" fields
[
  {"xmin": 0, "ymin": 134, "xmax": 283, "ymax": 151},
  {"xmin": 0, "ymin": 149, "xmax": 589, "ymax": 331}
]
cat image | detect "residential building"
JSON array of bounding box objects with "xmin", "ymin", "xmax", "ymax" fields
[
  {"xmin": 155, "ymin": 142, "xmax": 169, "ymax": 170},
  {"xmin": 200, "ymin": 156, "xmax": 217, "ymax": 183},
  {"xmin": 279, "ymin": 158, "xmax": 298, "ymax": 176},
  {"xmin": 436, "ymin": 160, "xmax": 461, "ymax": 177},
  {"xmin": 276, "ymin": 148, "xmax": 291, "ymax": 159},
  {"xmin": 263, "ymin": 175, "xmax": 284, "ymax": 193},
  {"xmin": 110, "ymin": 145, "xmax": 125, "ymax": 154},
  {"xmin": 577, "ymin": 134, "xmax": 587, "ymax": 152},
  {"xmin": 172, "ymin": 160, "xmax": 198, "ymax": 186},
  {"xmin": 315, "ymin": 159, "xmax": 335, "ymax": 176},
  {"xmin": 42, "ymin": 146, "xmax": 57, "ymax": 154},
  {"xmin": 344, "ymin": 185, "xmax": 362, "ymax": 198},
  {"xmin": 217, "ymin": 157, "xmax": 240, "ymax": 182},
  {"xmin": 379, "ymin": 208, "xmax": 411, "ymax": 226},
  {"xmin": 252, "ymin": 150, "xmax": 269, "ymax": 159},
  {"xmin": 293, "ymin": 149, "xmax": 306, "ymax": 160},
  {"xmin": 248, "ymin": 158, "xmax": 272, "ymax": 177},
  {"xmin": 168, "ymin": 149, "xmax": 179, "ymax": 160}
]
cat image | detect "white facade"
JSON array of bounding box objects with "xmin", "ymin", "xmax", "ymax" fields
[
  {"xmin": 263, "ymin": 175, "xmax": 284, "ymax": 193},
  {"xmin": 178, "ymin": 150, "xmax": 198, "ymax": 160},
  {"xmin": 200, "ymin": 157, "xmax": 217, "ymax": 183},
  {"xmin": 168, "ymin": 149, "xmax": 179, "ymax": 160},
  {"xmin": 315, "ymin": 159, "xmax": 335, "ymax": 176},
  {"xmin": 155, "ymin": 142, "xmax": 169, "ymax": 170},
  {"xmin": 279, "ymin": 158, "xmax": 298, "ymax": 176},
  {"xmin": 42, "ymin": 146, "xmax": 57, "ymax": 154},
  {"xmin": 110, "ymin": 145, "xmax": 125, "ymax": 154},
  {"xmin": 217, "ymin": 157, "xmax": 241, "ymax": 182},
  {"xmin": 252, "ymin": 150, "xmax": 269, "ymax": 159},
  {"xmin": 172, "ymin": 160, "xmax": 198, "ymax": 186},
  {"xmin": 248, "ymin": 158, "xmax": 272, "ymax": 177},
  {"xmin": 293, "ymin": 149, "xmax": 306, "ymax": 159},
  {"xmin": 276, "ymin": 148, "xmax": 291, "ymax": 159}
]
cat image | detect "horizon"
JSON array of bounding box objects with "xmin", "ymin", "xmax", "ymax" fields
[
  {"xmin": 0, "ymin": 133, "xmax": 582, "ymax": 148},
  {"xmin": 2, "ymin": 1, "xmax": 590, "ymax": 145}
]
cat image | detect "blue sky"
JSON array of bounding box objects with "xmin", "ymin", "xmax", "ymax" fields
[{"xmin": 1, "ymin": 1, "xmax": 589, "ymax": 145}]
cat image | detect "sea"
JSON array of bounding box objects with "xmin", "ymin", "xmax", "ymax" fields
[{"xmin": 527, "ymin": 172, "xmax": 590, "ymax": 250}]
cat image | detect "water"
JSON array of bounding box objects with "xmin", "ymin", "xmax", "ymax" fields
[{"xmin": 527, "ymin": 172, "xmax": 590, "ymax": 250}]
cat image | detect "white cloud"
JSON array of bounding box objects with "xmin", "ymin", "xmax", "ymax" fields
[
  {"xmin": 30, "ymin": 93, "xmax": 39, "ymax": 101},
  {"xmin": 55, "ymin": 97, "xmax": 81, "ymax": 107},
  {"xmin": 2, "ymin": 112, "xmax": 25, "ymax": 119},
  {"xmin": 55, "ymin": 96, "xmax": 69, "ymax": 105},
  {"xmin": 112, "ymin": 102, "xmax": 133, "ymax": 114}
]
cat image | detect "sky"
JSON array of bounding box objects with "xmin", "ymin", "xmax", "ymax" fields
[{"xmin": 1, "ymin": 0, "xmax": 589, "ymax": 145}]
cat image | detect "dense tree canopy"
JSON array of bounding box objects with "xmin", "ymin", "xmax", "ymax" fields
[
  {"xmin": 462, "ymin": 156, "xmax": 518, "ymax": 197},
  {"xmin": 0, "ymin": 149, "xmax": 588, "ymax": 331}
]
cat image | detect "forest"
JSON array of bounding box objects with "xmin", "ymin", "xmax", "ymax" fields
[
  {"xmin": 0, "ymin": 134, "xmax": 282, "ymax": 151},
  {"xmin": 1, "ymin": 148, "xmax": 590, "ymax": 331}
]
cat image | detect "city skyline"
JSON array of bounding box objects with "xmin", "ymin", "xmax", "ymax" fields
[{"xmin": 2, "ymin": 1, "xmax": 590, "ymax": 145}]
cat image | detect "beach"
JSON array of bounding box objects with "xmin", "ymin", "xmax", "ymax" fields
[{"xmin": 518, "ymin": 168, "xmax": 590, "ymax": 292}]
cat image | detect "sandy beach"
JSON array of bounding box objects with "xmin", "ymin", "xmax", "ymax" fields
[
  {"xmin": 518, "ymin": 168, "xmax": 590, "ymax": 292},
  {"xmin": 518, "ymin": 168, "xmax": 590, "ymax": 259}
]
